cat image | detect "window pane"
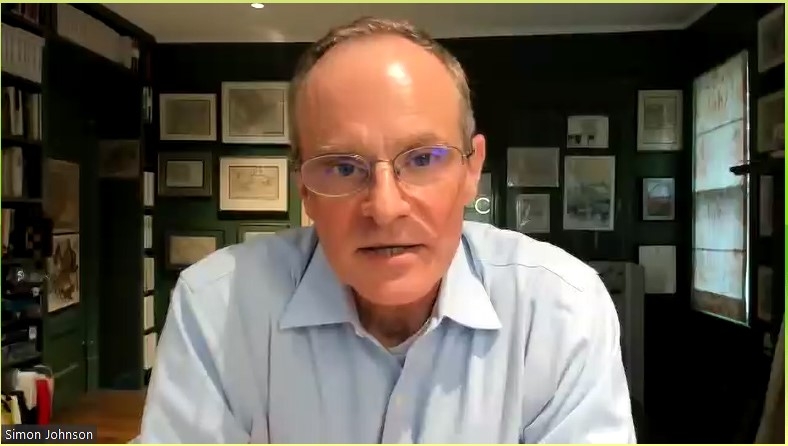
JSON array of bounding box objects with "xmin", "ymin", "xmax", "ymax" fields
[
  {"xmin": 694, "ymin": 120, "xmax": 745, "ymax": 191},
  {"xmin": 694, "ymin": 52, "xmax": 747, "ymax": 135},
  {"xmin": 693, "ymin": 186, "xmax": 746, "ymax": 250},
  {"xmin": 693, "ymin": 248, "xmax": 746, "ymax": 300}
]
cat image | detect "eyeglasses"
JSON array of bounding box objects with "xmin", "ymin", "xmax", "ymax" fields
[{"xmin": 298, "ymin": 145, "xmax": 473, "ymax": 197}]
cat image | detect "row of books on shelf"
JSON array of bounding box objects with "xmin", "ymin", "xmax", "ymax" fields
[
  {"xmin": 1, "ymin": 23, "xmax": 44, "ymax": 84},
  {"xmin": 3, "ymin": 87, "xmax": 42, "ymax": 141},
  {"xmin": 56, "ymin": 4, "xmax": 140, "ymax": 71},
  {"xmin": 3, "ymin": 3, "xmax": 43, "ymax": 25},
  {"xmin": 2, "ymin": 147, "xmax": 25, "ymax": 198}
]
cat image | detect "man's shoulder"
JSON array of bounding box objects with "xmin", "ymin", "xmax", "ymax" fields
[
  {"xmin": 462, "ymin": 221, "xmax": 600, "ymax": 293},
  {"xmin": 177, "ymin": 227, "xmax": 316, "ymax": 299}
]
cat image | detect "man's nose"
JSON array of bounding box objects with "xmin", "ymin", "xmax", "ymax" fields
[{"xmin": 361, "ymin": 163, "xmax": 411, "ymax": 226}]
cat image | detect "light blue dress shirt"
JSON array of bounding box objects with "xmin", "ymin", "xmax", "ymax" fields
[{"xmin": 138, "ymin": 221, "xmax": 636, "ymax": 443}]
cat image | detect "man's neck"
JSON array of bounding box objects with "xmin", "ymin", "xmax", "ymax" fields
[{"xmin": 353, "ymin": 285, "xmax": 439, "ymax": 348}]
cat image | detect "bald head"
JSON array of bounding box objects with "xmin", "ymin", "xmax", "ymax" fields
[{"xmin": 287, "ymin": 17, "xmax": 475, "ymax": 163}]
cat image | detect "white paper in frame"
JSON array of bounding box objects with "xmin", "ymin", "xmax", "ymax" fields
[
  {"xmin": 637, "ymin": 90, "xmax": 682, "ymax": 151},
  {"xmin": 757, "ymin": 5, "xmax": 785, "ymax": 73},
  {"xmin": 219, "ymin": 156, "xmax": 289, "ymax": 212},
  {"xmin": 159, "ymin": 93, "xmax": 217, "ymax": 141},
  {"xmin": 221, "ymin": 81, "xmax": 290, "ymax": 144}
]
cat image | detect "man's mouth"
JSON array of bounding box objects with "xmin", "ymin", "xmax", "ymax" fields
[{"xmin": 358, "ymin": 244, "xmax": 422, "ymax": 257}]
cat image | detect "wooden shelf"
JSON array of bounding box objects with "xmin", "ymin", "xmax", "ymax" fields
[
  {"xmin": 1, "ymin": 11, "xmax": 46, "ymax": 38},
  {"xmin": 1, "ymin": 71, "xmax": 42, "ymax": 92},
  {"xmin": 2, "ymin": 135, "xmax": 43, "ymax": 148},
  {"xmin": 1, "ymin": 197, "xmax": 42, "ymax": 207}
]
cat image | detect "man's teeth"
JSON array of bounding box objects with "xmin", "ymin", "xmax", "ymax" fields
[{"xmin": 371, "ymin": 246, "xmax": 408, "ymax": 256}]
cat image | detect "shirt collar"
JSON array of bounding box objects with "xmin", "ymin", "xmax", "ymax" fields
[{"xmin": 279, "ymin": 235, "xmax": 502, "ymax": 331}]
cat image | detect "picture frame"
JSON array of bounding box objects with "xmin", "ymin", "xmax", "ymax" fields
[
  {"xmin": 165, "ymin": 230, "xmax": 224, "ymax": 270},
  {"xmin": 756, "ymin": 90, "xmax": 784, "ymax": 153},
  {"xmin": 638, "ymin": 245, "xmax": 676, "ymax": 294},
  {"xmin": 514, "ymin": 193, "xmax": 550, "ymax": 234},
  {"xmin": 642, "ymin": 177, "xmax": 675, "ymax": 221},
  {"xmin": 98, "ymin": 139, "xmax": 140, "ymax": 178},
  {"xmin": 563, "ymin": 155, "xmax": 616, "ymax": 231},
  {"xmin": 237, "ymin": 223, "xmax": 289, "ymax": 243},
  {"xmin": 506, "ymin": 147, "xmax": 559, "ymax": 187},
  {"xmin": 221, "ymin": 81, "xmax": 290, "ymax": 144},
  {"xmin": 637, "ymin": 90, "xmax": 682, "ymax": 152},
  {"xmin": 47, "ymin": 233, "xmax": 80, "ymax": 313},
  {"xmin": 158, "ymin": 151, "xmax": 213, "ymax": 197},
  {"xmin": 43, "ymin": 158, "xmax": 80, "ymax": 234},
  {"xmin": 159, "ymin": 93, "xmax": 217, "ymax": 141},
  {"xmin": 219, "ymin": 156, "xmax": 289, "ymax": 212},
  {"xmin": 757, "ymin": 5, "xmax": 785, "ymax": 73},
  {"xmin": 566, "ymin": 115, "xmax": 609, "ymax": 149}
]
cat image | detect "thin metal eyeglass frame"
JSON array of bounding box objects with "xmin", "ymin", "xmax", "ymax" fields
[{"xmin": 297, "ymin": 144, "xmax": 475, "ymax": 198}]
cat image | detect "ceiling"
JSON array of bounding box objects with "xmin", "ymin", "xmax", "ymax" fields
[{"xmin": 105, "ymin": 3, "xmax": 716, "ymax": 43}]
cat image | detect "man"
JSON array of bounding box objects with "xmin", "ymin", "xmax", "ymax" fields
[{"xmin": 138, "ymin": 17, "xmax": 636, "ymax": 443}]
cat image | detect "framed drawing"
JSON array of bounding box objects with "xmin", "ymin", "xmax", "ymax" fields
[
  {"xmin": 238, "ymin": 223, "xmax": 289, "ymax": 243},
  {"xmin": 638, "ymin": 245, "xmax": 676, "ymax": 294},
  {"xmin": 165, "ymin": 230, "xmax": 224, "ymax": 270},
  {"xmin": 47, "ymin": 233, "xmax": 80, "ymax": 313},
  {"xmin": 563, "ymin": 155, "xmax": 615, "ymax": 231},
  {"xmin": 642, "ymin": 177, "xmax": 675, "ymax": 221},
  {"xmin": 98, "ymin": 139, "xmax": 140, "ymax": 178},
  {"xmin": 219, "ymin": 156, "xmax": 289, "ymax": 212},
  {"xmin": 158, "ymin": 151, "xmax": 213, "ymax": 197},
  {"xmin": 758, "ymin": 5, "xmax": 784, "ymax": 73},
  {"xmin": 44, "ymin": 158, "xmax": 79, "ymax": 234},
  {"xmin": 637, "ymin": 90, "xmax": 682, "ymax": 151},
  {"xmin": 506, "ymin": 147, "xmax": 559, "ymax": 187},
  {"xmin": 159, "ymin": 93, "xmax": 217, "ymax": 141},
  {"xmin": 514, "ymin": 193, "xmax": 550, "ymax": 234},
  {"xmin": 757, "ymin": 90, "xmax": 784, "ymax": 153},
  {"xmin": 464, "ymin": 172, "xmax": 494, "ymax": 224},
  {"xmin": 566, "ymin": 115, "xmax": 609, "ymax": 149},
  {"xmin": 221, "ymin": 81, "xmax": 290, "ymax": 144}
]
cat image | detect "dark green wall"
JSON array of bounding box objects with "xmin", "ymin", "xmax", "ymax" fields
[{"xmin": 147, "ymin": 4, "xmax": 781, "ymax": 442}]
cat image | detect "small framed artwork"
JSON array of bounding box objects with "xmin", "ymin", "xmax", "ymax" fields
[
  {"xmin": 563, "ymin": 155, "xmax": 616, "ymax": 231},
  {"xmin": 506, "ymin": 147, "xmax": 559, "ymax": 187},
  {"xmin": 642, "ymin": 177, "xmax": 675, "ymax": 221},
  {"xmin": 637, "ymin": 90, "xmax": 682, "ymax": 152},
  {"xmin": 47, "ymin": 233, "xmax": 80, "ymax": 313},
  {"xmin": 158, "ymin": 152, "xmax": 213, "ymax": 197},
  {"xmin": 566, "ymin": 115, "xmax": 609, "ymax": 149},
  {"xmin": 98, "ymin": 139, "xmax": 140, "ymax": 178},
  {"xmin": 638, "ymin": 245, "xmax": 676, "ymax": 295},
  {"xmin": 159, "ymin": 93, "xmax": 217, "ymax": 141},
  {"xmin": 238, "ymin": 223, "xmax": 289, "ymax": 243},
  {"xmin": 757, "ymin": 90, "xmax": 784, "ymax": 153},
  {"xmin": 757, "ymin": 5, "xmax": 784, "ymax": 73},
  {"xmin": 515, "ymin": 193, "xmax": 550, "ymax": 234},
  {"xmin": 219, "ymin": 156, "xmax": 289, "ymax": 212},
  {"xmin": 221, "ymin": 81, "xmax": 290, "ymax": 144},
  {"xmin": 165, "ymin": 230, "xmax": 224, "ymax": 270}
]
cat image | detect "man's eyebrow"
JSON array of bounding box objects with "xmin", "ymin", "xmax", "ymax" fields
[{"xmin": 313, "ymin": 132, "xmax": 451, "ymax": 154}]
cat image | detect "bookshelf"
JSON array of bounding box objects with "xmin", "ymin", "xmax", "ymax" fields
[{"xmin": 1, "ymin": 3, "xmax": 157, "ymax": 412}]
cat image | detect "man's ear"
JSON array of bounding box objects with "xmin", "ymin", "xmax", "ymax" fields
[{"xmin": 462, "ymin": 133, "xmax": 487, "ymax": 204}]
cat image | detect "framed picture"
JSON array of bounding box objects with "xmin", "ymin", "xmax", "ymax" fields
[
  {"xmin": 238, "ymin": 223, "xmax": 289, "ymax": 243},
  {"xmin": 757, "ymin": 90, "xmax": 784, "ymax": 153},
  {"xmin": 506, "ymin": 147, "xmax": 559, "ymax": 187},
  {"xmin": 638, "ymin": 245, "xmax": 676, "ymax": 294},
  {"xmin": 165, "ymin": 230, "xmax": 224, "ymax": 270},
  {"xmin": 221, "ymin": 81, "xmax": 290, "ymax": 144},
  {"xmin": 158, "ymin": 151, "xmax": 213, "ymax": 197},
  {"xmin": 758, "ymin": 5, "xmax": 785, "ymax": 73},
  {"xmin": 514, "ymin": 193, "xmax": 550, "ymax": 234},
  {"xmin": 98, "ymin": 139, "xmax": 140, "ymax": 178},
  {"xmin": 563, "ymin": 155, "xmax": 615, "ymax": 231},
  {"xmin": 642, "ymin": 177, "xmax": 675, "ymax": 221},
  {"xmin": 159, "ymin": 93, "xmax": 217, "ymax": 141},
  {"xmin": 44, "ymin": 158, "xmax": 79, "ymax": 234},
  {"xmin": 637, "ymin": 90, "xmax": 682, "ymax": 151},
  {"xmin": 566, "ymin": 115, "xmax": 609, "ymax": 149},
  {"xmin": 464, "ymin": 172, "xmax": 494, "ymax": 224},
  {"xmin": 219, "ymin": 156, "xmax": 289, "ymax": 212},
  {"xmin": 47, "ymin": 233, "xmax": 80, "ymax": 313}
]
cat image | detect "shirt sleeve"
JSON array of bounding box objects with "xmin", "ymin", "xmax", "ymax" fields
[
  {"xmin": 136, "ymin": 277, "xmax": 254, "ymax": 444},
  {"xmin": 521, "ymin": 275, "xmax": 637, "ymax": 444}
]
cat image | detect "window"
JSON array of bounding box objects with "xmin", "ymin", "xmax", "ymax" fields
[{"xmin": 691, "ymin": 51, "xmax": 751, "ymax": 325}]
